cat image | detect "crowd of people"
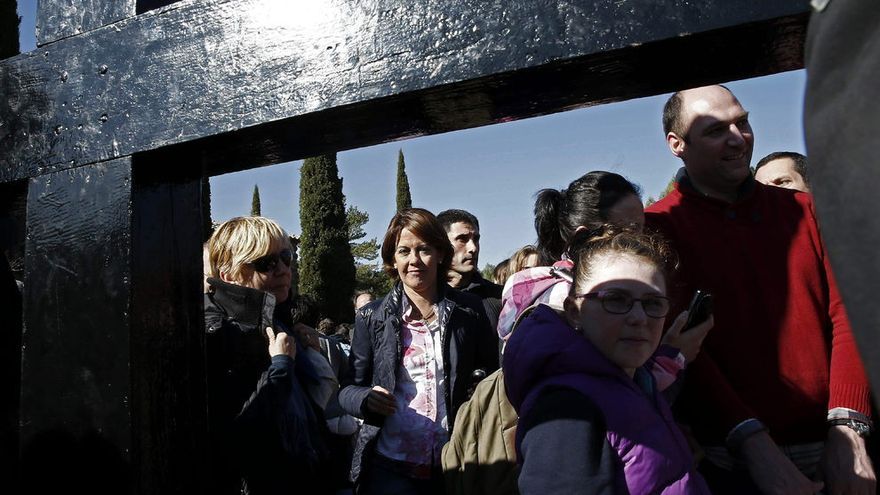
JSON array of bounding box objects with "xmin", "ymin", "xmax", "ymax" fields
[{"xmin": 202, "ymin": 85, "xmax": 874, "ymax": 495}]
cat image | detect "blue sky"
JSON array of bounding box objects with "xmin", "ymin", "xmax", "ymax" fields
[{"xmin": 16, "ymin": 2, "xmax": 806, "ymax": 268}]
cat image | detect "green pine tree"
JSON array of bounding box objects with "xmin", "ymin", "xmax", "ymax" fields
[
  {"xmin": 659, "ymin": 175, "xmax": 676, "ymax": 200},
  {"xmin": 346, "ymin": 205, "xmax": 392, "ymax": 296},
  {"xmin": 1, "ymin": 1, "xmax": 20, "ymax": 58},
  {"xmin": 396, "ymin": 149, "xmax": 412, "ymax": 211},
  {"xmin": 481, "ymin": 263, "xmax": 496, "ymax": 282},
  {"xmin": 299, "ymin": 154, "xmax": 357, "ymax": 322},
  {"xmin": 251, "ymin": 184, "xmax": 261, "ymax": 216}
]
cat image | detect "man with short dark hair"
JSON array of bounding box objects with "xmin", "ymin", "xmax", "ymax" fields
[
  {"xmin": 352, "ymin": 290, "xmax": 374, "ymax": 311},
  {"xmin": 754, "ymin": 151, "xmax": 810, "ymax": 193},
  {"xmin": 437, "ymin": 209, "xmax": 502, "ymax": 332},
  {"xmin": 647, "ymin": 85, "xmax": 874, "ymax": 494}
]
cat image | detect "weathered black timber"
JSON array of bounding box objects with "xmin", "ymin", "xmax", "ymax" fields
[
  {"xmin": 2, "ymin": 0, "xmax": 808, "ymax": 182},
  {"xmin": 20, "ymin": 160, "xmax": 133, "ymax": 493},
  {"xmin": 0, "ymin": 179, "xmax": 25, "ymax": 494},
  {"xmin": 17, "ymin": 157, "xmax": 208, "ymax": 494},
  {"xmin": 36, "ymin": 0, "xmax": 135, "ymax": 46},
  {"xmin": 10, "ymin": 0, "xmax": 871, "ymax": 493},
  {"xmin": 129, "ymin": 158, "xmax": 207, "ymax": 493}
]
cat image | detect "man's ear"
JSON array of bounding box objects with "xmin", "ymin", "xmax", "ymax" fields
[
  {"xmin": 667, "ymin": 132, "xmax": 686, "ymax": 158},
  {"xmin": 563, "ymin": 296, "xmax": 581, "ymax": 328}
]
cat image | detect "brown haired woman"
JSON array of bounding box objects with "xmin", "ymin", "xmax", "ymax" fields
[{"xmin": 339, "ymin": 208, "xmax": 499, "ymax": 494}]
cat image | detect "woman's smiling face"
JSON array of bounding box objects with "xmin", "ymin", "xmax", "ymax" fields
[{"xmin": 394, "ymin": 228, "xmax": 439, "ymax": 295}]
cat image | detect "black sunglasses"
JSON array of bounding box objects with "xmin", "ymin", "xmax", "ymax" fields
[{"xmin": 247, "ymin": 249, "xmax": 293, "ymax": 273}]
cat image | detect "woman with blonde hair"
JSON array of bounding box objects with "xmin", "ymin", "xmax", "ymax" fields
[
  {"xmin": 204, "ymin": 216, "xmax": 334, "ymax": 495},
  {"xmin": 507, "ymin": 245, "xmax": 540, "ymax": 276}
]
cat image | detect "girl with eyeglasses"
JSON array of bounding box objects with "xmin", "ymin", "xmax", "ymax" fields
[
  {"xmin": 503, "ymin": 228, "xmax": 711, "ymax": 494},
  {"xmin": 499, "ymin": 171, "xmax": 713, "ymax": 387},
  {"xmin": 204, "ymin": 216, "xmax": 336, "ymax": 495}
]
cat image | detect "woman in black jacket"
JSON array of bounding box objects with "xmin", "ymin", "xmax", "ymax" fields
[
  {"xmin": 204, "ymin": 216, "xmax": 333, "ymax": 495},
  {"xmin": 339, "ymin": 208, "xmax": 499, "ymax": 494}
]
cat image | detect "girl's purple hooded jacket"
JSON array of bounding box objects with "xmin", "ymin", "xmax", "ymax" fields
[{"xmin": 503, "ymin": 304, "xmax": 709, "ymax": 494}]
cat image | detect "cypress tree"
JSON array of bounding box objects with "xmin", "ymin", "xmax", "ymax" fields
[
  {"xmin": 299, "ymin": 154, "xmax": 357, "ymax": 322},
  {"xmin": 0, "ymin": 0, "xmax": 21, "ymax": 58},
  {"xmin": 396, "ymin": 149, "xmax": 412, "ymax": 211},
  {"xmin": 251, "ymin": 184, "xmax": 261, "ymax": 216}
]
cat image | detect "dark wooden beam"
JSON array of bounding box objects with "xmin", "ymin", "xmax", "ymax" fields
[
  {"xmin": 17, "ymin": 156, "xmax": 208, "ymax": 493},
  {"xmin": 36, "ymin": 0, "xmax": 136, "ymax": 46},
  {"xmin": 2, "ymin": 0, "xmax": 808, "ymax": 182},
  {"xmin": 128, "ymin": 159, "xmax": 207, "ymax": 493},
  {"xmin": 20, "ymin": 159, "xmax": 134, "ymax": 493}
]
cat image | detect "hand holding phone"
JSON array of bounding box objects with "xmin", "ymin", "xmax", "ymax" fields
[{"xmin": 684, "ymin": 290, "xmax": 713, "ymax": 331}]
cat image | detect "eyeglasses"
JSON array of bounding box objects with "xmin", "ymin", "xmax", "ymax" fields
[
  {"xmin": 247, "ymin": 249, "xmax": 293, "ymax": 273},
  {"xmin": 575, "ymin": 289, "xmax": 670, "ymax": 318}
]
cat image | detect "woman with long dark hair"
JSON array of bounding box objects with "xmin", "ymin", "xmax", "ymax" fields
[{"xmin": 499, "ymin": 171, "xmax": 712, "ymax": 388}]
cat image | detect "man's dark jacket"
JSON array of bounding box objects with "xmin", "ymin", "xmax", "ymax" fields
[{"xmin": 459, "ymin": 272, "xmax": 503, "ymax": 334}]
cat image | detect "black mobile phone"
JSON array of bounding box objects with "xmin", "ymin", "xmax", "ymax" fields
[{"xmin": 683, "ymin": 290, "xmax": 713, "ymax": 331}]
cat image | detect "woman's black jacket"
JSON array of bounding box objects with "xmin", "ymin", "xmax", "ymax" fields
[
  {"xmin": 204, "ymin": 278, "xmax": 332, "ymax": 495},
  {"xmin": 338, "ymin": 282, "xmax": 500, "ymax": 482}
]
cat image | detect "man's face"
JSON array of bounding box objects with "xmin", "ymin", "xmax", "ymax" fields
[
  {"xmin": 667, "ymin": 86, "xmax": 754, "ymax": 198},
  {"xmin": 447, "ymin": 221, "xmax": 480, "ymax": 277},
  {"xmin": 755, "ymin": 158, "xmax": 809, "ymax": 193}
]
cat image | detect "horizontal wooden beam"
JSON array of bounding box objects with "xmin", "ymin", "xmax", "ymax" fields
[
  {"xmin": 1, "ymin": 0, "xmax": 808, "ymax": 183},
  {"xmin": 36, "ymin": 0, "xmax": 136, "ymax": 47}
]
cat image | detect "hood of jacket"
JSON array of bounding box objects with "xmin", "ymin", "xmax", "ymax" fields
[
  {"xmin": 503, "ymin": 303, "xmax": 631, "ymax": 413},
  {"xmin": 497, "ymin": 259, "xmax": 573, "ymax": 341}
]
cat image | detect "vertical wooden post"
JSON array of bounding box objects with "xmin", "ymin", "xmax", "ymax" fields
[{"xmin": 19, "ymin": 157, "xmax": 208, "ymax": 493}]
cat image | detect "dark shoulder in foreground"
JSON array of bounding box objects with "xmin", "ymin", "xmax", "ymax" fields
[
  {"xmin": 445, "ymin": 286, "xmax": 487, "ymax": 315},
  {"xmin": 520, "ymin": 386, "xmax": 605, "ymax": 431},
  {"xmin": 518, "ymin": 386, "xmax": 616, "ymax": 495}
]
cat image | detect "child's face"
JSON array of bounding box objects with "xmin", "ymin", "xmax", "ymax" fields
[{"xmin": 565, "ymin": 253, "xmax": 666, "ymax": 377}]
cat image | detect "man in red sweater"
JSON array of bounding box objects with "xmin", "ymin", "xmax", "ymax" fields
[{"xmin": 646, "ymin": 85, "xmax": 874, "ymax": 495}]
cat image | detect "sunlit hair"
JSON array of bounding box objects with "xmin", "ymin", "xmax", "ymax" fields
[
  {"xmin": 207, "ymin": 216, "xmax": 291, "ymax": 283},
  {"xmin": 534, "ymin": 171, "xmax": 641, "ymax": 265},
  {"xmin": 381, "ymin": 208, "xmax": 452, "ymax": 281},
  {"xmin": 508, "ymin": 245, "xmax": 540, "ymax": 276},
  {"xmin": 568, "ymin": 226, "xmax": 677, "ymax": 296}
]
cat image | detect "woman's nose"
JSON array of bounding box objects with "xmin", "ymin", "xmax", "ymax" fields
[{"xmin": 625, "ymin": 300, "xmax": 649, "ymax": 323}]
